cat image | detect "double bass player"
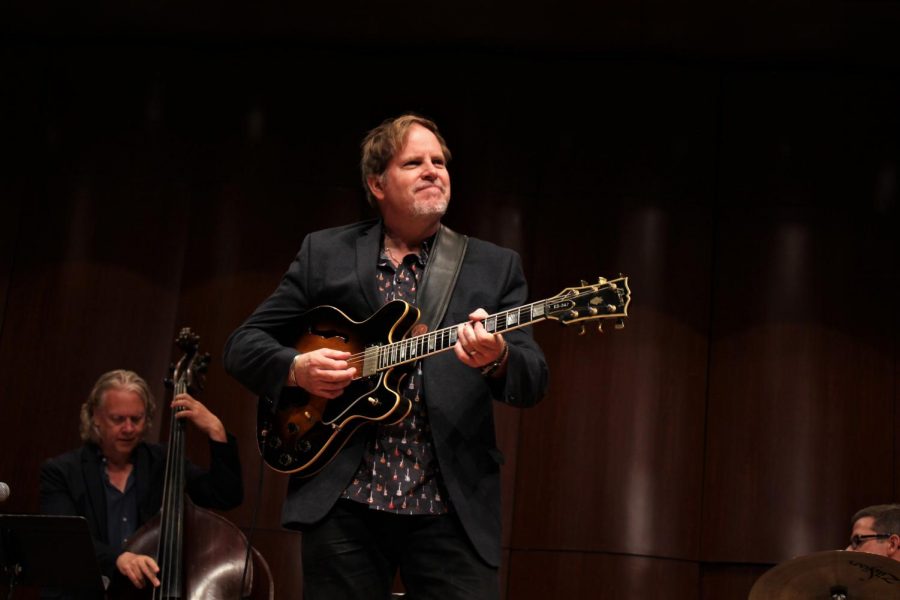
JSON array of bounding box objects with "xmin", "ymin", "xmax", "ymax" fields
[{"xmin": 39, "ymin": 369, "xmax": 243, "ymax": 596}]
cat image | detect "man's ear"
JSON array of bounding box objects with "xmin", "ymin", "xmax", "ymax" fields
[
  {"xmin": 888, "ymin": 534, "xmax": 900, "ymax": 558},
  {"xmin": 367, "ymin": 175, "xmax": 385, "ymax": 202}
]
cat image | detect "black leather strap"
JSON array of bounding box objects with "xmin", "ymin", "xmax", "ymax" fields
[{"xmin": 417, "ymin": 224, "xmax": 468, "ymax": 330}]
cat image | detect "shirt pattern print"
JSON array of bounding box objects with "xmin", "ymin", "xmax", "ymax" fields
[{"xmin": 339, "ymin": 237, "xmax": 451, "ymax": 515}]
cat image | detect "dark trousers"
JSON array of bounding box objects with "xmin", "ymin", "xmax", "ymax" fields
[{"xmin": 300, "ymin": 500, "xmax": 499, "ymax": 600}]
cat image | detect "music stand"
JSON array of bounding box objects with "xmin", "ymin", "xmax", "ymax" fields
[{"xmin": 0, "ymin": 514, "xmax": 104, "ymax": 598}]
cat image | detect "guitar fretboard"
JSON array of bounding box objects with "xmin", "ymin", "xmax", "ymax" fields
[{"xmin": 361, "ymin": 300, "xmax": 548, "ymax": 376}]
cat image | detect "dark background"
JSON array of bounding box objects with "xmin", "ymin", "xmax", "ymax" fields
[{"xmin": 2, "ymin": 2, "xmax": 899, "ymax": 598}]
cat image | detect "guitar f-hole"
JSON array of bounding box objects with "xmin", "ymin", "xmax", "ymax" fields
[{"xmin": 307, "ymin": 326, "xmax": 350, "ymax": 343}]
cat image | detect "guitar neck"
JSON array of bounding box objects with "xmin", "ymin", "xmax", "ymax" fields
[
  {"xmin": 361, "ymin": 299, "xmax": 551, "ymax": 376},
  {"xmin": 358, "ymin": 276, "xmax": 629, "ymax": 377}
]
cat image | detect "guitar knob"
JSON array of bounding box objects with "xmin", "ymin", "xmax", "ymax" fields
[
  {"xmin": 297, "ymin": 440, "xmax": 312, "ymax": 453},
  {"xmin": 268, "ymin": 436, "xmax": 282, "ymax": 449},
  {"xmin": 278, "ymin": 454, "xmax": 293, "ymax": 466},
  {"xmin": 287, "ymin": 422, "xmax": 299, "ymax": 434}
]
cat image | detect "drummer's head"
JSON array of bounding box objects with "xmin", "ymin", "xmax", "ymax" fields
[{"xmin": 847, "ymin": 504, "xmax": 900, "ymax": 560}]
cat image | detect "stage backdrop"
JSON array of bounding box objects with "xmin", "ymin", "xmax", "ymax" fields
[{"xmin": 1, "ymin": 44, "xmax": 897, "ymax": 599}]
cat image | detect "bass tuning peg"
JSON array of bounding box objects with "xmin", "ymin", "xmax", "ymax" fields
[{"xmin": 195, "ymin": 352, "xmax": 212, "ymax": 372}]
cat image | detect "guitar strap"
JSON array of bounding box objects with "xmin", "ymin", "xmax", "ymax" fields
[{"xmin": 416, "ymin": 223, "xmax": 468, "ymax": 330}]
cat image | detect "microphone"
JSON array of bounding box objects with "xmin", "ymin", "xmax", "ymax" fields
[{"xmin": 0, "ymin": 481, "xmax": 9, "ymax": 502}]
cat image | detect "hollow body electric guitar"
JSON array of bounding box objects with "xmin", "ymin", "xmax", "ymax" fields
[{"xmin": 257, "ymin": 276, "xmax": 631, "ymax": 476}]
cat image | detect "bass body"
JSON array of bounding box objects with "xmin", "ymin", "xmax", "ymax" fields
[{"xmin": 111, "ymin": 328, "xmax": 273, "ymax": 600}]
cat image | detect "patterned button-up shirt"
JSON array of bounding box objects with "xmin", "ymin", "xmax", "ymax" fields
[{"xmin": 340, "ymin": 237, "xmax": 451, "ymax": 515}]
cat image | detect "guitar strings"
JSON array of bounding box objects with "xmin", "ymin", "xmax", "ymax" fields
[{"xmin": 333, "ymin": 286, "xmax": 624, "ymax": 374}]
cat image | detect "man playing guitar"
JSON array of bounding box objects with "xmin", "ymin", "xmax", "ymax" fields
[{"xmin": 224, "ymin": 114, "xmax": 548, "ymax": 600}]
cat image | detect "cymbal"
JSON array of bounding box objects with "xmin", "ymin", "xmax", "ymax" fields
[{"xmin": 749, "ymin": 550, "xmax": 900, "ymax": 599}]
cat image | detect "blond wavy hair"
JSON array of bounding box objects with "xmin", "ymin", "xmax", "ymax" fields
[{"xmin": 79, "ymin": 369, "xmax": 156, "ymax": 443}]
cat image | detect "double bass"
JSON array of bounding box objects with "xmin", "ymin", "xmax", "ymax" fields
[{"xmin": 110, "ymin": 328, "xmax": 273, "ymax": 600}]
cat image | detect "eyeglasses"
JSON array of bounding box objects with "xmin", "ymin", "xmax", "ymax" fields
[{"xmin": 849, "ymin": 533, "xmax": 892, "ymax": 549}]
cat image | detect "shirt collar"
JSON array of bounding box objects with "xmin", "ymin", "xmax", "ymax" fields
[{"xmin": 378, "ymin": 230, "xmax": 435, "ymax": 269}]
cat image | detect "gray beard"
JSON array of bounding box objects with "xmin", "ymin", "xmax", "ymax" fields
[{"xmin": 411, "ymin": 196, "xmax": 449, "ymax": 217}]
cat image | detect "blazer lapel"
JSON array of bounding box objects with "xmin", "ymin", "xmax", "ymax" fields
[
  {"xmin": 355, "ymin": 220, "xmax": 382, "ymax": 315},
  {"xmin": 81, "ymin": 446, "xmax": 108, "ymax": 543}
]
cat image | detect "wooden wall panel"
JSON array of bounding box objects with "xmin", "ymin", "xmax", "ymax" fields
[
  {"xmin": 1, "ymin": 44, "xmax": 898, "ymax": 599},
  {"xmin": 0, "ymin": 47, "xmax": 28, "ymax": 335},
  {"xmin": 703, "ymin": 206, "xmax": 895, "ymax": 562},
  {"xmin": 700, "ymin": 563, "xmax": 772, "ymax": 600},
  {"xmin": 511, "ymin": 205, "xmax": 713, "ymax": 560},
  {"xmin": 0, "ymin": 197, "xmax": 17, "ymax": 352},
  {"xmin": 506, "ymin": 551, "xmax": 699, "ymax": 599},
  {"xmin": 510, "ymin": 65, "xmax": 717, "ymax": 561},
  {"xmin": 897, "ymin": 283, "xmax": 900, "ymax": 498},
  {"xmin": 243, "ymin": 528, "xmax": 303, "ymax": 600},
  {"xmin": 702, "ymin": 71, "xmax": 899, "ymax": 563},
  {"xmin": 0, "ymin": 55, "xmax": 193, "ymax": 513}
]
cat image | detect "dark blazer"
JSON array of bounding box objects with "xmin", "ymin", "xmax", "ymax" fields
[
  {"xmin": 224, "ymin": 220, "xmax": 548, "ymax": 567},
  {"xmin": 39, "ymin": 436, "xmax": 243, "ymax": 579}
]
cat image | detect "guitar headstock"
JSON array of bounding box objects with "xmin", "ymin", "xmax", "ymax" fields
[
  {"xmin": 544, "ymin": 276, "xmax": 631, "ymax": 333},
  {"xmin": 165, "ymin": 327, "xmax": 211, "ymax": 394}
]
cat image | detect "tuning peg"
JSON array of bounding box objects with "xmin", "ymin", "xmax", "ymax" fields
[
  {"xmin": 578, "ymin": 325, "xmax": 586, "ymax": 336},
  {"xmin": 196, "ymin": 352, "xmax": 212, "ymax": 373},
  {"xmin": 597, "ymin": 323, "xmax": 603, "ymax": 333},
  {"xmin": 614, "ymin": 318, "xmax": 625, "ymax": 330},
  {"xmin": 580, "ymin": 279, "xmax": 588, "ymax": 286},
  {"xmin": 598, "ymin": 277, "xmax": 607, "ymax": 284}
]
